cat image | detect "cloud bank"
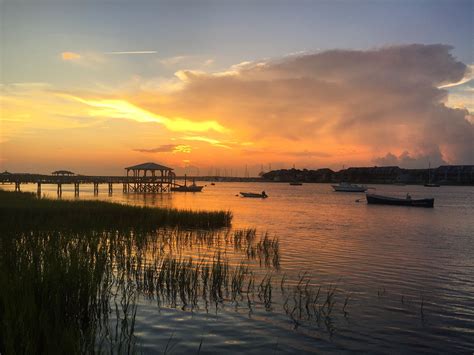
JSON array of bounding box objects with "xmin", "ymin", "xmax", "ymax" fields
[
  {"xmin": 151, "ymin": 44, "xmax": 473, "ymax": 166},
  {"xmin": 374, "ymin": 150, "xmax": 446, "ymax": 169}
]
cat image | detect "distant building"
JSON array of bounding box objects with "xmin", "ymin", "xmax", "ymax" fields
[{"xmin": 261, "ymin": 165, "xmax": 474, "ymax": 185}]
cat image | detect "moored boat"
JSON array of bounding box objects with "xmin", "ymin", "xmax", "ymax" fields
[
  {"xmin": 332, "ymin": 182, "xmax": 368, "ymax": 192},
  {"xmin": 366, "ymin": 193, "xmax": 434, "ymax": 208},
  {"xmin": 424, "ymin": 183, "xmax": 440, "ymax": 187},
  {"xmin": 289, "ymin": 181, "xmax": 303, "ymax": 186},
  {"xmin": 240, "ymin": 191, "xmax": 268, "ymax": 198},
  {"xmin": 171, "ymin": 176, "xmax": 204, "ymax": 192},
  {"xmin": 171, "ymin": 184, "xmax": 204, "ymax": 192}
]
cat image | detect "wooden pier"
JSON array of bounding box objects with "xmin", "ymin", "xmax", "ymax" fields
[{"xmin": 0, "ymin": 162, "xmax": 188, "ymax": 196}]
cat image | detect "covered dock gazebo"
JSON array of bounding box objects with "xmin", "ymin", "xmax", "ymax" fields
[
  {"xmin": 0, "ymin": 171, "xmax": 13, "ymax": 183},
  {"xmin": 125, "ymin": 162, "xmax": 174, "ymax": 193},
  {"xmin": 52, "ymin": 170, "xmax": 74, "ymax": 176}
]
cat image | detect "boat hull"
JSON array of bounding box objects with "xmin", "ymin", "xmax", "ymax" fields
[
  {"xmin": 171, "ymin": 186, "xmax": 203, "ymax": 192},
  {"xmin": 240, "ymin": 192, "xmax": 268, "ymax": 198},
  {"xmin": 332, "ymin": 185, "xmax": 367, "ymax": 192},
  {"xmin": 366, "ymin": 194, "xmax": 434, "ymax": 208}
]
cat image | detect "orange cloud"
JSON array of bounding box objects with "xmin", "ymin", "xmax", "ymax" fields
[
  {"xmin": 155, "ymin": 44, "xmax": 473, "ymax": 166},
  {"xmin": 59, "ymin": 94, "xmax": 229, "ymax": 134},
  {"xmin": 61, "ymin": 52, "xmax": 81, "ymax": 61},
  {"xmin": 134, "ymin": 144, "xmax": 192, "ymax": 153}
]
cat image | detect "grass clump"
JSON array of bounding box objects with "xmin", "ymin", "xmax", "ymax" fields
[
  {"xmin": 0, "ymin": 190, "xmax": 232, "ymax": 229},
  {"xmin": 0, "ymin": 230, "xmax": 136, "ymax": 354}
]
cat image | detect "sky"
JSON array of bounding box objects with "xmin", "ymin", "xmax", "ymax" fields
[{"xmin": 1, "ymin": 0, "xmax": 473, "ymax": 176}]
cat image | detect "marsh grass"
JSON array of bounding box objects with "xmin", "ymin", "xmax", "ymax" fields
[
  {"xmin": 0, "ymin": 230, "xmax": 138, "ymax": 354},
  {"xmin": 280, "ymin": 273, "xmax": 349, "ymax": 336},
  {"xmin": 0, "ymin": 224, "xmax": 286, "ymax": 354},
  {"xmin": 0, "ymin": 190, "xmax": 348, "ymax": 353},
  {"xmin": 0, "ymin": 190, "xmax": 232, "ymax": 229}
]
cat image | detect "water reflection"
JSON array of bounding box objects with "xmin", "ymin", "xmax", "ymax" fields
[{"xmin": 1, "ymin": 182, "xmax": 473, "ymax": 353}]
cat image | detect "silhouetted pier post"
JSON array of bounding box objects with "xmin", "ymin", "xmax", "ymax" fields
[
  {"xmin": 15, "ymin": 182, "xmax": 21, "ymax": 192},
  {"xmin": 74, "ymin": 183, "xmax": 80, "ymax": 196},
  {"xmin": 37, "ymin": 183, "xmax": 41, "ymax": 196},
  {"xmin": 93, "ymin": 182, "xmax": 99, "ymax": 195},
  {"xmin": 108, "ymin": 182, "xmax": 113, "ymax": 195},
  {"xmin": 52, "ymin": 170, "xmax": 74, "ymax": 197},
  {"xmin": 123, "ymin": 183, "xmax": 128, "ymax": 193}
]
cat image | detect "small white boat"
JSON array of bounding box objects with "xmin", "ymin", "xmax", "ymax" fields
[{"xmin": 332, "ymin": 182, "xmax": 368, "ymax": 192}]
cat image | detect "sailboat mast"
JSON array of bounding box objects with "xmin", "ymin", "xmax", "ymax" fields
[{"xmin": 428, "ymin": 161, "xmax": 431, "ymax": 183}]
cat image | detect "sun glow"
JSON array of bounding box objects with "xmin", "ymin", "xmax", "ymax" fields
[
  {"xmin": 61, "ymin": 52, "xmax": 81, "ymax": 61},
  {"xmin": 63, "ymin": 95, "xmax": 229, "ymax": 134},
  {"xmin": 173, "ymin": 144, "xmax": 192, "ymax": 153},
  {"xmin": 181, "ymin": 136, "xmax": 232, "ymax": 149}
]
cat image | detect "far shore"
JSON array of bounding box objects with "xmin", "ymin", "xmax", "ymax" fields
[{"xmin": 2, "ymin": 164, "xmax": 473, "ymax": 186}]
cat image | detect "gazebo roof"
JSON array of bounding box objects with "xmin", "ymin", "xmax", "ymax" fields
[
  {"xmin": 125, "ymin": 162, "xmax": 173, "ymax": 171},
  {"xmin": 52, "ymin": 170, "xmax": 74, "ymax": 175}
]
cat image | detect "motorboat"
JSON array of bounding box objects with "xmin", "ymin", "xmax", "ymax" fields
[
  {"xmin": 366, "ymin": 193, "xmax": 434, "ymax": 208},
  {"xmin": 332, "ymin": 182, "xmax": 368, "ymax": 192},
  {"xmin": 171, "ymin": 184, "xmax": 203, "ymax": 192},
  {"xmin": 240, "ymin": 192, "xmax": 268, "ymax": 198}
]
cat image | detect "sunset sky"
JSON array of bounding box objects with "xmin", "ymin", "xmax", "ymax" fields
[{"xmin": 1, "ymin": 0, "xmax": 473, "ymax": 176}]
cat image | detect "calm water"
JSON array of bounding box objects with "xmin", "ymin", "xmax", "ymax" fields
[{"xmin": 4, "ymin": 182, "xmax": 474, "ymax": 353}]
